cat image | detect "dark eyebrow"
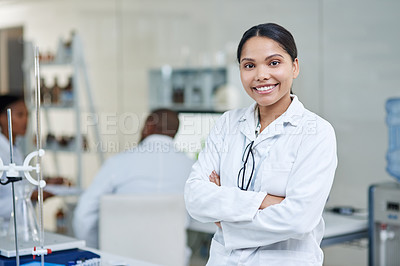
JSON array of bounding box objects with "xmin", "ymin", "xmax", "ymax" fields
[
  {"xmin": 240, "ymin": 53, "xmax": 284, "ymax": 63},
  {"xmin": 240, "ymin": 58, "xmax": 255, "ymax": 63},
  {"xmin": 266, "ymin": 54, "xmax": 284, "ymax": 60}
]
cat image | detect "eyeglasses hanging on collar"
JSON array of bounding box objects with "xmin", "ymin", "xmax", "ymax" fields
[{"xmin": 237, "ymin": 140, "xmax": 255, "ymax": 191}]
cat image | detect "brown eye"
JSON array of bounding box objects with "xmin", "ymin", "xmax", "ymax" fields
[
  {"xmin": 244, "ymin": 63, "xmax": 255, "ymax": 69},
  {"xmin": 270, "ymin": 61, "xmax": 280, "ymax": 66}
]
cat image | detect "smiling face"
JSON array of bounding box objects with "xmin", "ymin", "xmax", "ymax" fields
[
  {"xmin": 239, "ymin": 36, "xmax": 299, "ymax": 114},
  {"xmin": 0, "ymin": 100, "xmax": 28, "ymax": 139}
]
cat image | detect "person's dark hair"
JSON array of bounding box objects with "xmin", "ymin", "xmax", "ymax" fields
[
  {"xmin": 237, "ymin": 23, "xmax": 297, "ymax": 63},
  {"xmin": 0, "ymin": 95, "xmax": 24, "ymax": 114},
  {"xmin": 141, "ymin": 108, "xmax": 180, "ymax": 142}
]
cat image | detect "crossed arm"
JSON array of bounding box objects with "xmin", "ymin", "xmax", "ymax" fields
[{"xmin": 208, "ymin": 170, "xmax": 285, "ymax": 228}]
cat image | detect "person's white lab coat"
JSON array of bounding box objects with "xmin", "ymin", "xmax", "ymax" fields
[
  {"xmin": 185, "ymin": 96, "xmax": 337, "ymax": 266},
  {"xmin": 73, "ymin": 134, "xmax": 194, "ymax": 249},
  {"xmin": 0, "ymin": 133, "xmax": 25, "ymax": 231}
]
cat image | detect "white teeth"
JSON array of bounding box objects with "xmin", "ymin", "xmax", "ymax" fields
[{"xmin": 255, "ymin": 85, "xmax": 275, "ymax": 91}]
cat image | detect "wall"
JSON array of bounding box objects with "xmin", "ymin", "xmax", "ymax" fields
[
  {"xmin": 0, "ymin": 0, "xmax": 325, "ymax": 186},
  {"xmin": 0, "ymin": 0, "xmax": 399, "ymax": 248},
  {"xmin": 323, "ymin": 0, "xmax": 400, "ymax": 208}
]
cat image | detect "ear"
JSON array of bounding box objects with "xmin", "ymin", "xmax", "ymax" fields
[
  {"xmin": 292, "ymin": 58, "xmax": 300, "ymax": 79},
  {"xmin": 141, "ymin": 122, "xmax": 156, "ymax": 139},
  {"xmin": 0, "ymin": 113, "xmax": 7, "ymax": 127},
  {"xmin": 146, "ymin": 123, "xmax": 156, "ymax": 135}
]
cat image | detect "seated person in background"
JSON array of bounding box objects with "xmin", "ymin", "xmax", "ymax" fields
[{"xmin": 73, "ymin": 108, "xmax": 195, "ymax": 249}]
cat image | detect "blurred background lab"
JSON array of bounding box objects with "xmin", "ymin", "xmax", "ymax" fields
[{"xmin": 0, "ymin": 1, "xmax": 399, "ymax": 266}]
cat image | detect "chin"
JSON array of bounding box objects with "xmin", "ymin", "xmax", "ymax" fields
[
  {"xmin": 254, "ymin": 97, "xmax": 279, "ymax": 106},
  {"xmin": 17, "ymin": 131, "xmax": 27, "ymax": 137},
  {"xmin": 257, "ymin": 101, "xmax": 278, "ymax": 108}
]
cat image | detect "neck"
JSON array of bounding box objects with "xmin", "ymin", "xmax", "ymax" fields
[
  {"xmin": 1, "ymin": 130, "xmax": 14, "ymax": 144},
  {"xmin": 258, "ymin": 94, "xmax": 292, "ymax": 130}
]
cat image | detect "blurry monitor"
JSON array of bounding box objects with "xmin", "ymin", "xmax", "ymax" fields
[{"xmin": 175, "ymin": 112, "xmax": 222, "ymax": 160}]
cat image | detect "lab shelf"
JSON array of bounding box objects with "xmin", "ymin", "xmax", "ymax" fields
[
  {"xmin": 148, "ymin": 65, "xmax": 248, "ymax": 113},
  {"xmin": 149, "ymin": 67, "xmax": 226, "ymax": 112},
  {"xmin": 22, "ymin": 33, "xmax": 104, "ymax": 189},
  {"xmin": 41, "ymin": 104, "xmax": 74, "ymax": 109},
  {"xmin": 40, "ymin": 61, "xmax": 73, "ymax": 67}
]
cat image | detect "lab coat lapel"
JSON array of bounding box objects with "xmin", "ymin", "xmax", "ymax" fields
[
  {"xmin": 237, "ymin": 96, "xmax": 305, "ymax": 146},
  {"xmin": 252, "ymin": 120, "xmax": 283, "ymax": 148},
  {"xmin": 252, "ymin": 95, "xmax": 305, "ymax": 147},
  {"xmin": 238, "ymin": 103, "xmax": 257, "ymax": 142}
]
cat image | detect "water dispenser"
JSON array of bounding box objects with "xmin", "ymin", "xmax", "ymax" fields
[{"xmin": 369, "ymin": 98, "xmax": 400, "ymax": 266}]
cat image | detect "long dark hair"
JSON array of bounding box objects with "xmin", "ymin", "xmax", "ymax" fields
[{"xmin": 0, "ymin": 95, "xmax": 24, "ymax": 114}]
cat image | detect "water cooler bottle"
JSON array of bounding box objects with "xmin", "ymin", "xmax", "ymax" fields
[{"xmin": 369, "ymin": 98, "xmax": 400, "ymax": 266}]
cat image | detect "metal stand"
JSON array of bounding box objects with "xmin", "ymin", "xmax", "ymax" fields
[
  {"xmin": 0, "ymin": 46, "xmax": 48, "ymax": 266},
  {"xmin": 0, "ymin": 110, "xmax": 23, "ymax": 266}
]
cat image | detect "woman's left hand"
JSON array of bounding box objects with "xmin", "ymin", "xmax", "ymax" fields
[{"xmin": 209, "ymin": 170, "xmax": 220, "ymax": 186}]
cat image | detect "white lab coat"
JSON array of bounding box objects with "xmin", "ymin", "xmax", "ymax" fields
[
  {"xmin": 73, "ymin": 134, "xmax": 194, "ymax": 248},
  {"xmin": 0, "ymin": 133, "xmax": 24, "ymax": 222},
  {"xmin": 185, "ymin": 96, "xmax": 337, "ymax": 266}
]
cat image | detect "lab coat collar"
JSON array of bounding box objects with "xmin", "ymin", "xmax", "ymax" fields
[
  {"xmin": 280, "ymin": 95, "xmax": 305, "ymax": 127},
  {"xmin": 0, "ymin": 133, "xmax": 9, "ymax": 147},
  {"xmin": 0, "ymin": 132, "xmax": 23, "ymax": 165},
  {"xmin": 131, "ymin": 134, "xmax": 176, "ymax": 153},
  {"xmin": 0, "ymin": 132, "xmax": 16, "ymax": 151},
  {"xmin": 140, "ymin": 134, "xmax": 174, "ymax": 145},
  {"xmin": 237, "ymin": 102, "xmax": 258, "ymax": 141},
  {"xmin": 238, "ymin": 95, "xmax": 305, "ymax": 141}
]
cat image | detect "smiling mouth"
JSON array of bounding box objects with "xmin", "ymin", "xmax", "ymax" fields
[{"xmin": 253, "ymin": 84, "xmax": 279, "ymax": 92}]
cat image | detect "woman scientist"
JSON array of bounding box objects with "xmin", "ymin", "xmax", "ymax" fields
[
  {"xmin": 0, "ymin": 95, "xmax": 63, "ymax": 234},
  {"xmin": 0, "ymin": 95, "xmax": 29, "ymax": 231},
  {"xmin": 184, "ymin": 23, "xmax": 337, "ymax": 265}
]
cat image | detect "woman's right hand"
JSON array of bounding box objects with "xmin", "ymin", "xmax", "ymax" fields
[
  {"xmin": 209, "ymin": 170, "xmax": 284, "ymax": 210},
  {"xmin": 260, "ymin": 194, "xmax": 285, "ymax": 209}
]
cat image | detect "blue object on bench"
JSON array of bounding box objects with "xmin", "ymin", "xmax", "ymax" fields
[
  {"xmin": 386, "ymin": 98, "xmax": 400, "ymax": 181},
  {"xmin": 0, "ymin": 249, "xmax": 100, "ymax": 266}
]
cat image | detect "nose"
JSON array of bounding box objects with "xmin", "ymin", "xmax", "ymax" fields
[{"xmin": 255, "ymin": 65, "xmax": 270, "ymax": 81}]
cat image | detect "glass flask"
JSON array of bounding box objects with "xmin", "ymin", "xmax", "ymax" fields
[{"xmin": 7, "ymin": 179, "xmax": 39, "ymax": 243}]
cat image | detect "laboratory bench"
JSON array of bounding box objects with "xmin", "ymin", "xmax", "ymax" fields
[
  {"xmin": 321, "ymin": 211, "xmax": 368, "ymax": 247},
  {"xmin": 0, "ymin": 211, "xmax": 368, "ymax": 266},
  {"xmin": 0, "ymin": 231, "xmax": 162, "ymax": 266}
]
